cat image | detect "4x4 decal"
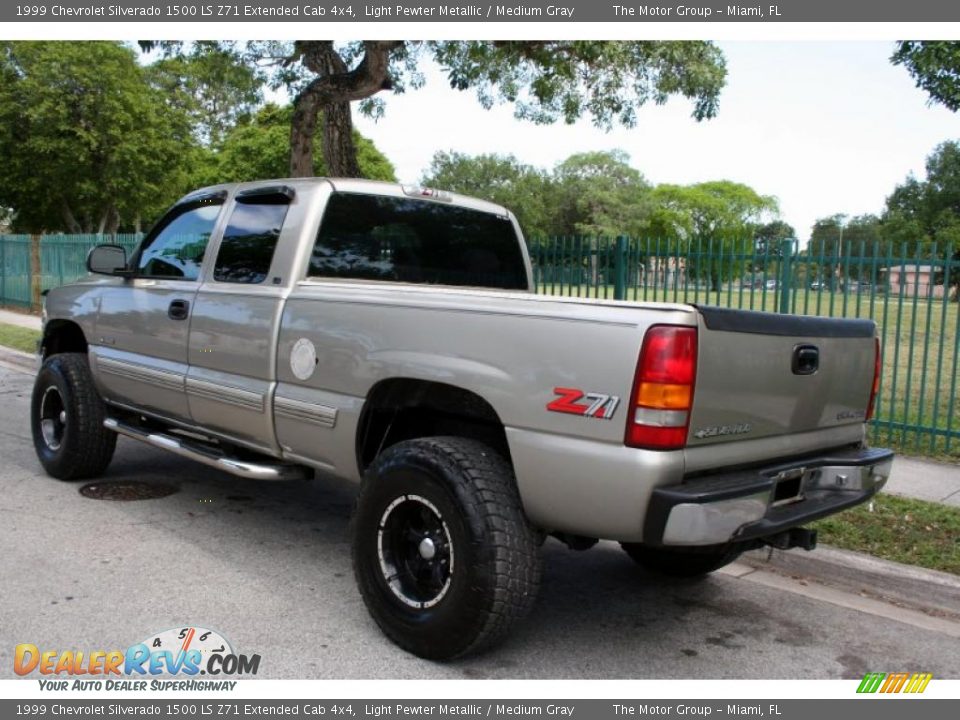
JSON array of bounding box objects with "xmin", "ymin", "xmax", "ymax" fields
[{"xmin": 546, "ymin": 387, "xmax": 620, "ymax": 420}]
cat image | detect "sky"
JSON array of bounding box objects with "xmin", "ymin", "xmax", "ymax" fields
[{"xmin": 344, "ymin": 41, "xmax": 959, "ymax": 243}]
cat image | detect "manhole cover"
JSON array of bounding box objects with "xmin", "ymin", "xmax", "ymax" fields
[{"xmin": 79, "ymin": 481, "xmax": 179, "ymax": 501}]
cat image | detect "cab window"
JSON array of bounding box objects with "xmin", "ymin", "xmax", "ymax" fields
[
  {"xmin": 213, "ymin": 201, "xmax": 290, "ymax": 284},
  {"xmin": 137, "ymin": 203, "xmax": 222, "ymax": 280},
  {"xmin": 308, "ymin": 193, "xmax": 527, "ymax": 290}
]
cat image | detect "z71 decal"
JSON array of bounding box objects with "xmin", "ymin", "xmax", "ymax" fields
[{"xmin": 547, "ymin": 387, "xmax": 620, "ymax": 420}]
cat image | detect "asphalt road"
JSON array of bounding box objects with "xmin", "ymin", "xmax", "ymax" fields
[{"xmin": 1, "ymin": 363, "xmax": 958, "ymax": 680}]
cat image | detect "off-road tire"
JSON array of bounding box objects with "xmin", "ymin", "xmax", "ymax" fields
[
  {"xmin": 620, "ymin": 542, "xmax": 744, "ymax": 578},
  {"xmin": 352, "ymin": 436, "xmax": 542, "ymax": 660},
  {"xmin": 31, "ymin": 353, "xmax": 116, "ymax": 480}
]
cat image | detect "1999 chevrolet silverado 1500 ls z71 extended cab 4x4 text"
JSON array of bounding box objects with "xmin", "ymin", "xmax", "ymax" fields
[{"xmin": 32, "ymin": 178, "xmax": 893, "ymax": 659}]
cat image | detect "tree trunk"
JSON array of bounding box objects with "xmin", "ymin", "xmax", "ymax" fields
[
  {"xmin": 287, "ymin": 41, "xmax": 401, "ymax": 178},
  {"xmin": 289, "ymin": 91, "xmax": 320, "ymax": 178},
  {"xmin": 322, "ymin": 101, "xmax": 361, "ymax": 177},
  {"xmin": 288, "ymin": 92, "xmax": 360, "ymax": 178},
  {"xmin": 105, "ymin": 205, "xmax": 121, "ymax": 236},
  {"xmin": 60, "ymin": 200, "xmax": 82, "ymax": 234}
]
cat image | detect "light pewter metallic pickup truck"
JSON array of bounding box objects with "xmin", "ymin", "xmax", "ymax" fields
[{"xmin": 32, "ymin": 178, "xmax": 893, "ymax": 659}]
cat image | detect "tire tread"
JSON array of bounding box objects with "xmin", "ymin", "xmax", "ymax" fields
[
  {"xmin": 352, "ymin": 436, "xmax": 541, "ymax": 659},
  {"xmin": 32, "ymin": 353, "xmax": 116, "ymax": 480}
]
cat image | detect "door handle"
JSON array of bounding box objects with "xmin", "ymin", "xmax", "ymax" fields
[{"xmin": 168, "ymin": 299, "xmax": 190, "ymax": 321}]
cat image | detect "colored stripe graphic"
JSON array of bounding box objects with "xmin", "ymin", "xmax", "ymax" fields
[
  {"xmin": 857, "ymin": 672, "xmax": 932, "ymax": 694},
  {"xmin": 856, "ymin": 673, "xmax": 885, "ymax": 693}
]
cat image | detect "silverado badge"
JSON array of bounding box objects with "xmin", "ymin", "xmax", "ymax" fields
[{"xmin": 693, "ymin": 423, "xmax": 753, "ymax": 439}]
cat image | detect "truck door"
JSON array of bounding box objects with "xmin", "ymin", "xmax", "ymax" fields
[
  {"xmin": 184, "ymin": 186, "xmax": 296, "ymax": 454},
  {"xmin": 92, "ymin": 193, "xmax": 226, "ymax": 421}
]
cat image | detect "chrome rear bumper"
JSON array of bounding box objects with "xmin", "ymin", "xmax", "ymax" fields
[{"xmin": 644, "ymin": 447, "xmax": 894, "ymax": 546}]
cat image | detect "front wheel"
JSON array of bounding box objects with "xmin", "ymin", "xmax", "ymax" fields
[
  {"xmin": 31, "ymin": 353, "xmax": 116, "ymax": 480},
  {"xmin": 351, "ymin": 437, "xmax": 542, "ymax": 660},
  {"xmin": 620, "ymin": 543, "xmax": 744, "ymax": 578}
]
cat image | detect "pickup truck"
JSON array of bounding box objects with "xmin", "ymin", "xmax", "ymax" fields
[{"xmin": 32, "ymin": 178, "xmax": 893, "ymax": 660}]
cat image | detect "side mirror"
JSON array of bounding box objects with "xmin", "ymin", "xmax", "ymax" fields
[{"xmin": 87, "ymin": 244, "xmax": 129, "ymax": 276}]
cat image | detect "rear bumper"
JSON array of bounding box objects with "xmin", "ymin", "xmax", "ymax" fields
[{"xmin": 643, "ymin": 447, "xmax": 894, "ymax": 546}]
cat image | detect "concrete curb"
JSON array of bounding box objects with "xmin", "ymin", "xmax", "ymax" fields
[
  {"xmin": 742, "ymin": 544, "xmax": 960, "ymax": 617},
  {"xmin": 0, "ymin": 345, "xmax": 37, "ymax": 374}
]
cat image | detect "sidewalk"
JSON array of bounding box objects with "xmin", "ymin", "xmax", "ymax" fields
[
  {"xmin": 887, "ymin": 455, "xmax": 960, "ymax": 507},
  {"xmin": 0, "ymin": 307, "xmax": 41, "ymax": 331}
]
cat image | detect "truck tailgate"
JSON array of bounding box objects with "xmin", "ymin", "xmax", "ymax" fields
[{"xmin": 688, "ymin": 306, "xmax": 877, "ymax": 447}]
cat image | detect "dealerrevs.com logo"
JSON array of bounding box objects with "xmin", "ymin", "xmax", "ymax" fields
[{"xmin": 15, "ymin": 626, "xmax": 260, "ymax": 691}]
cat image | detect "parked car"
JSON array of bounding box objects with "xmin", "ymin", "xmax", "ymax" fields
[{"xmin": 33, "ymin": 179, "xmax": 892, "ymax": 659}]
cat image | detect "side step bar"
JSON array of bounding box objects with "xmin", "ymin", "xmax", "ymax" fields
[{"xmin": 104, "ymin": 418, "xmax": 311, "ymax": 481}]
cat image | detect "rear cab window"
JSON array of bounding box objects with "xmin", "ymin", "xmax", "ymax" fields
[{"xmin": 308, "ymin": 192, "xmax": 528, "ymax": 290}]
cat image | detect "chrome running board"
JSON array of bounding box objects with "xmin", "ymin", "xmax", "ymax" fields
[{"xmin": 104, "ymin": 418, "xmax": 310, "ymax": 481}]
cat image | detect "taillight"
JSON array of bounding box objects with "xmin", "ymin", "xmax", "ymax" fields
[
  {"xmin": 866, "ymin": 338, "xmax": 881, "ymax": 421},
  {"xmin": 625, "ymin": 325, "xmax": 697, "ymax": 450}
]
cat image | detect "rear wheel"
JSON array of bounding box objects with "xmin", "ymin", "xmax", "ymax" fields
[
  {"xmin": 352, "ymin": 437, "xmax": 541, "ymax": 660},
  {"xmin": 620, "ymin": 543, "xmax": 743, "ymax": 578},
  {"xmin": 31, "ymin": 353, "xmax": 116, "ymax": 480}
]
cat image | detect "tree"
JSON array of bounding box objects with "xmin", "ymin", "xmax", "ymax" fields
[
  {"xmin": 892, "ymin": 41, "xmax": 960, "ymax": 112},
  {"xmin": 754, "ymin": 220, "xmax": 796, "ymax": 258},
  {"xmin": 147, "ymin": 42, "xmax": 263, "ymax": 148},
  {"xmin": 882, "ymin": 141, "xmax": 960, "ymax": 254},
  {"xmin": 551, "ymin": 150, "xmax": 654, "ymax": 238},
  {"xmin": 882, "ymin": 140, "xmax": 960, "ymax": 299},
  {"xmin": 420, "ymin": 151, "xmax": 553, "ymax": 238},
  {"xmin": 809, "ymin": 215, "xmax": 846, "ymax": 290},
  {"xmin": 649, "ymin": 181, "xmax": 779, "ymax": 293},
  {"xmin": 148, "ymin": 41, "xmax": 727, "ymax": 179},
  {"xmin": 0, "ymin": 41, "xmax": 191, "ymax": 234},
  {"xmin": 201, "ymin": 104, "xmax": 396, "ymax": 186}
]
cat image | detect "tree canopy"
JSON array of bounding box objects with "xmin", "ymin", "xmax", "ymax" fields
[
  {"xmin": 0, "ymin": 41, "xmax": 188, "ymax": 233},
  {"xmin": 881, "ymin": 140, "xmax": 960, "ymax": 255},
  {"xmin": 809, "ymin": 214, "xmax": 883, "ymax": 285},
  {"xmin": 147, "ymin": 41, "xmax": 727, "ymax": 178},
  {"xmin": 649, "ymin": 181, "xmax": 779, "ymax": 291},
  {"xmin": 892, "ymin": 41, "xmax": 960, "ymax": 112},
  {"xmin": 147, "ymin": 42, "xmax": 263, "ymax": 148},
  {"xmin": 649, "ymin": 181, "xmax": 778, "ymax": 240},
  {"xmin": 0, "ymin": 42, "xmax": 398, "ymax": 233},
  {"xmin": 551, "ymin": 151, "xmax": 653, "ymax": 238},
  {"xmin": 754, "ymin": 220, "xmax": 797, "ymax": 257}
]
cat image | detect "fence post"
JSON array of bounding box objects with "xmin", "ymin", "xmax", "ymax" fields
[
  {"xmin": 778, "ymin": 237, "xmax": 795, "ymax": 314},
  {"xmin": 30, "ymin": 234, "xmax": 42, "ymax": 311},
  {"xmin": 0, "ymin": 237, "xmax": 5, "ymax": 306},
  {"xmin": 614, "ymin": 235, "xmax": 628, "ymax": 301}
]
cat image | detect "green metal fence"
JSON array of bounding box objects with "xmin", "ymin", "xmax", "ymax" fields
[
  {"xmin": 38, "ymin": 234, "xmax": 141, "ymax": 293},
  {"xmin": 0, "ymin": 235, "xmax": 32, "ymax": 308},
  {"xmin": 0, "ymin": 234, "xmax": 141, "ymax": 310},
  {"xmin": 528, "ymin": 236, "xmax": 960, "ymax": 457},
  {"xmin": 1, "ymin": 233, "xmax": 957, "ymax": 457}
]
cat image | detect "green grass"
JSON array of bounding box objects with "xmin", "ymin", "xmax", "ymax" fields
[
  {"xmin": 0, "ymin": 322, "xmax": 40, "ymax": 354},
  {"xmin": 811, "ymin": 493, "xmax": 960, "ymax": 575}
]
